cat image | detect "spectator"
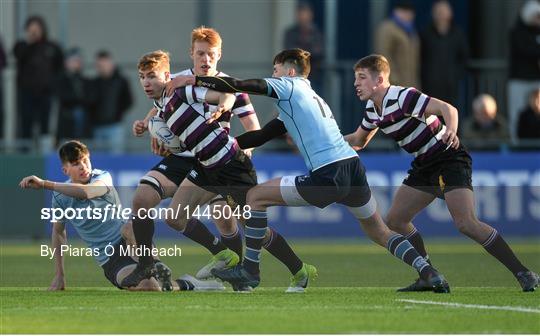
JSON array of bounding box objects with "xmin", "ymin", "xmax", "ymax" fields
[
  {"xmin": 89, "ymin": 50, "xmax": 132, "ymax": 153},
  {"xmin": 462, "ymin": 94, "xmax": 509, "ymax": 149},
  {"xmin": 55, "ymin": 47, "xmax": 91, "ymax": 143},
  {"xmin": 13, "ymin": 16, "xmax": 63, "ymax": 141},
  {"xmin": 0, "ymin": 35, "xmax": 6, "ymax": 139},
  {"xmin": 517, "ymin": 88, "xmax": 540, "ymax": 140},
  {"xmin": 420, "ymin": 0, "xmax": 468, "ymax": 108},
  {"xmin": 375, "ymin": 0, "xmax": 419, "ymax": 87},
  {"xmin": 284, "ymin": 1, "xmax": 324, "ymax": 93},
  {"xmin": 508, "ymin": 0, "xmax": 540, "ymax": 141}
]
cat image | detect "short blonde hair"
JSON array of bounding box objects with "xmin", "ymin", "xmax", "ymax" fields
[
  {"xmin": 137, "ymin": 50, "xmax": 170, "ymax": 73},
  {"xmin": 191, "ymin": 26, "xmax": 222, "ymax": 49}
]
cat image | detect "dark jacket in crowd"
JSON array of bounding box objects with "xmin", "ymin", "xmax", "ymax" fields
[
  {"xmin": 13, "ymin": 39, "xmax": 63, "ymax": 94},
  {"xmin": 461, "ymin": 115, "xmax": 510, "ymax": 150},
  {"xmin": 509, "ymin": 18, "xmax": 540, "ymax": 80},
  {"xmin": 284, "ymin": 24, "xmax": 324, "ymax": 87},
  {"xmin": 55, "ymin": 70, "xmax": 92, "ymax": 139},
  {"xmin": 517, "ymin": 107, "xmax": 540, "ymax": 139},
  {"xmin": 88, "ymin": 69, "xmax": 133, "ymax": 126},
  {"xmin": 461, "ymin": 116, "xmax": 510, "ymax": 142},
  {"xmin": 420, "ymin": 23, "xmax": 468, "ymax": 106}
]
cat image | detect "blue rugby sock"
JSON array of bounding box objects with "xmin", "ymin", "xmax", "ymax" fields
[
  {"xmin": 243, "ymin": 210, "xmax": 268, "ymax": 275},
  {"xmin": 387, "ymin": 233, "xmax": 431, "ymax": 276}
]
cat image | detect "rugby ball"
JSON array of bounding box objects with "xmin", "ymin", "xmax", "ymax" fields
[{"xmin": 148, "ymin": 116, "xmax": 186, "ymax": 153}]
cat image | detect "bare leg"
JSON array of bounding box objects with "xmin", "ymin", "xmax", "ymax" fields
[
  {"xmin": 385, "ymin": 185, "xmax": 436, "ymax": 259},
  {"xmin": 445, "ymin": 188, "xmax": 530, "ymax": 279}
]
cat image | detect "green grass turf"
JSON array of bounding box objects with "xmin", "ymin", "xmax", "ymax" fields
[{"xmin": 1, "ymin": 238, "xmax": 539, "ymax": 333}]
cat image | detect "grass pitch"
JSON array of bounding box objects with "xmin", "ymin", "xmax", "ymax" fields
[{"xmin": 1, "ymin": 239, "xmax": 539, "ymax": 333}]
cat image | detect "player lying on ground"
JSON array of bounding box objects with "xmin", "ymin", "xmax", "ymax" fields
[
  {"xmin": 131, "ymin": 27, "xmax": 262, "ymax": 279},
  {"xmin": 170, "ymin": 48, "xmax": 450, "ymax": 293},
  {"xmin": 122, "ymin": 50, "xmax": 316, "ymax": 292},
  {"xmin": 19, "ymin": 140, "xmax": 223, "ymax": 291},
  {"xmin": 345, "ymin": 54, "xmax": 539, "ymax": 292}
]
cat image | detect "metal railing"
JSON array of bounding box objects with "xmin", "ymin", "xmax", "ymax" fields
[{"xmin": 1, "ymin": 59, "xmax": 539, "ymax": 154}]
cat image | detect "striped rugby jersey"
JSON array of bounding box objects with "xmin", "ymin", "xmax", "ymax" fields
[
  {"xmin": 157, "ymin": 85, "xmax": 238, "ymax": 169},
  {"xmin": 172, "ymin": 69, "xmax": 255, "ymax": 132},
  {"xmin": 361, "ymin": 86, "xmax": 447, "ymax": 161}
]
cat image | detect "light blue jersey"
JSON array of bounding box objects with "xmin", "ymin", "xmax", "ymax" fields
[
  {"xmin": 51, "ymin": 169, "xmax": 124, "ymax": 265},
  {"xmin": 265, "ymin": 77, "xmax": 357, "ymax": 171}
]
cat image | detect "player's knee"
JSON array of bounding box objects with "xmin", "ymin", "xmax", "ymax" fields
[
  {"xmin": 246, "ymin": 186, "xmax": 264, "ymax": 208},
  {"xmin": 165, "ymin": 216, "xmax": 187, "ymax": 232},
  {"xmin": 133, "ymin": 191, "xmax": 156, "ymax": 212},
  {"xmin": 348, "ymin": 194, "xmax": 378, "ymax": 220},
  {"xmin": 134, "ymin": 177, "xmax": 163, "ymax": 210}
]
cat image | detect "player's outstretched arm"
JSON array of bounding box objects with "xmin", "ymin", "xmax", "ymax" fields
[
  {"xmin": 53, "ymin": 180, "xmax": 109, "ymax": 200},
  {"xmin": 238, "ymin": 113, "xmax": 261, "ymax": 157},
  {"xmin": 344, "ymin": 126, "xmax": 379, "ymax": 151},
  {"xmin": 19, "ymin": 175, "xmax": 109, "ymax": 200},
  {"xmin": 235, "ymin": 118, "xmax": 287, "ymax": 149},
  {"xmin": 48, "ymin": 221, "xmax": 66, "ymax": 291},
  {"xmin": 164, "ymin": 75, "xmax": 196, "ymax": 97},
  {"xmin": 424, "ymin": 98, "xmax": 460, "ymax": 149},
  {"xmin": 196, "ymin": 76, "xmax": 272, "ymax": 96}
]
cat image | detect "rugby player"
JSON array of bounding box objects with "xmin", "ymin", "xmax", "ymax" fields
[
  {"xmin": 19, "ymin": 140, "xmax": 222, "ymax": 291},
  {"xmin": 131, "ymin": 27, "xmax": 257, "ymax": 279},
  {"xmin": 170, "ymin": 48, "xmax": 450, "ymax": 293},
  {"xmin": 345, "ymin": 54, "xmax": 539, "ymax": 292},
  {"xmin": 122, "ymin": 50, "xmax": 316, "ymax": 292}
]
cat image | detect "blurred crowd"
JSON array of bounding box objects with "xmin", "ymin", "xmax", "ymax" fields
[
  {"xmin": 0, "ymin": 0, "xmax": 538, "ymax": 153},
  {"xmin": 2, "ymin": 16, "xmax": 133, "ymax": 152},
  {"xmin": 287, "ymin": 0, "xmax": 539, "ymax": 149},
  {"xmin": 375, "ymin": 0, "xmax": 539, "ymax": 149}
]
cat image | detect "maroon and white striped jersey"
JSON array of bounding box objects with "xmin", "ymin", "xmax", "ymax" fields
[
  {"xmin": 156, "ymin": 85, "xmax": 238, "ymax": 169},
  {"xmin": 172, "ymin": 69, "xmax": 254, "ymax": 132},
  {"xmin": 361, "ymin": 86, "xmax": 447, "ymax": 161}
]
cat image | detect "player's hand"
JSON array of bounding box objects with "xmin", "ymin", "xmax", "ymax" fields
[
  {"xmin": 442, "ymin": 129, "xmax": 460, "ymax": 150},
  {"xmin": 48, "ymin": 274, "xmax": 65, "ymax": 291},
  {"xmin": 164, "ymin": 75, "xmax": 196, "ymax": 97},
  {"xmin": 243, "ymin": 148, "xmax": 253, "ymax": 159},
  {"xmin": 19, "ymin": 175, "xmax": 44, "ymax": 189},
  {"xmin": 132, "ymin": 119, "xmax": 147, "ymax": 137},
  {"xmin": 151, "ymin": 138, "xmax": 171, "ymax": 157},
  {"xmin": 206, "ymin": 105, "xmax": 228, "ymax": 124}
]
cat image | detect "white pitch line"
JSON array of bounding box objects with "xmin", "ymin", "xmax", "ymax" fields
[{"xmin": 397, "ymin": 299, "xmax": 540, "ymax": 314}]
